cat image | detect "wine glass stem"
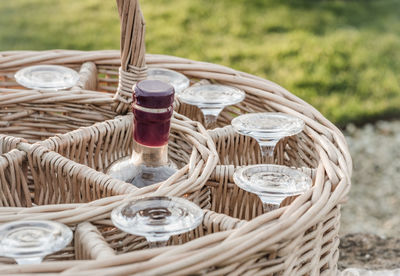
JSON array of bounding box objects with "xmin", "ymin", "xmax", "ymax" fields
[
  {"xmin": 259, "ymin": 144, "xmax": 276, "ymax": 164},
  {"xmin": 262, "ymin": 202, "xmax": 280, "ymax": 213},
  {"xmin": 203, "ymin": 114, "xmax": 218, "ymax": 129},
  {"xmin": 15, "ymin": 256, "xmax": 43, "ymax": 265},
  {"xmin": 147, "ymin": 238, "xmax": 169, "ymax": 248}
]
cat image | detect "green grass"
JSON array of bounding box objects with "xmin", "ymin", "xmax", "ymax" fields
[{"xmin": 1, "ymin": 0, "xmax": 399, "ymax": 127}]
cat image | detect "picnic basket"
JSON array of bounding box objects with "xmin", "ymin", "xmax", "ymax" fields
[{"xmin": 0, "ymin": 0, "xmax": 352, "ymax": 275}]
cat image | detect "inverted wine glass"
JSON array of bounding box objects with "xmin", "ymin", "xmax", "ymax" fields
[
  {"xmin": 178, "ymin": 84, "xmax": 245, "ymax": 128},
  {"xmin": 0, "ymin": 220, "xmax": 72, "ymax": 264},
  {"xmin": 111, "ymin": 196, "xmax": 203, "ymax": 248},
  {"xmin": 147, "ymin": 68, "xmax": 190, "ymax": 94},
  {"xmin": 14, "ymin": 65, "xmax": 79, "ymax": 90},
  {"xmin": 231, "ymin": 112, "xmax": 304, "ymax": 163},
  {"xmin": 233, "ymin": 164, "xmax": 312, "ymax": 212}
]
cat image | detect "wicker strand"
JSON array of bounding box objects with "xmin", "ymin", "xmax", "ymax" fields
[
  {"xmin": 75, "ymin": 222, "xmax": 116, "ymax": 260},
  {"xmin": 113, "ymin": 66, "xmax": 147, "ymax": 112},
  {"xmin": 73, "ymin": 62, "xmax": 98, "ymax": 90},
  {"xmin": 113, "ymin": 0, "xmax": 147, "ymax": 114},
  {"xmin": 0, "ymin": 49, "xmax": 351, "ymax": 275}
]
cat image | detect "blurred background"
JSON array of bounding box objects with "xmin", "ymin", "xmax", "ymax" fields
[{"xmin": 1, "ymin": 0, "xmax": 399, "ymax": 239}]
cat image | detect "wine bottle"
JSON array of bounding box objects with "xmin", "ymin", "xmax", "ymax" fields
[{"xmin": 106, "ymin": 80, "xmax": 177, "ymax": 188}]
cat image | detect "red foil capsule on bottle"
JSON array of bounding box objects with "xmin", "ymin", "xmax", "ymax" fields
[
  {"xmin": 133, "ymin": 108, "xmax": 173, "ymax": 147},
  {"xmin": 132, "ymin": 80, "xmax": 175, "ymax": 147}
]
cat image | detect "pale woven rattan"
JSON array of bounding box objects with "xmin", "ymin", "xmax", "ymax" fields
[
  {"xmin": 0, "ymin": 0, "xmax": 351, "ymax": 273},
  {"xmin": 0, "ymin": 135, "xmax": 29, "ymax": 207},
  {"xmin": 0, "ymin": 50, "xmax": 351, "ymax": 275}
]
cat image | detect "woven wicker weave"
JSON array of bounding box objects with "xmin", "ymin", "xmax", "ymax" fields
[
  {"xmin": 0, "ymin": 54, "xmax": 351, "ymax": 275},
  {"xmin": 0, "ymin": 111, "xmax": 218, "ymax": 208},
  {"xmin": 0, "ymin": 0, "xmax": 352, "ymax": 274}
]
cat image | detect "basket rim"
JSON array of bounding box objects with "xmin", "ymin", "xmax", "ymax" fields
[
  {"xmin": 0, "ymin": 49, "xmax": 352, "ymax": 172},
  {"xmin": 0, "ymin": 49, "xmax": 352, "ymax": 217}
]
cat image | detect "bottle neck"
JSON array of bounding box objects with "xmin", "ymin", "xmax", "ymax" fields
[{"xmin": 132, "ymin": 140, "xmax": 169, "ymax": 167}]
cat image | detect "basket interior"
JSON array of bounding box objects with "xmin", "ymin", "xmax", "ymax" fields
[
  {"xmin": 14, "ymin": 113, "xmax": 205, "ymax": 208},
  {"xmin": 40, "ymin": 114, "xmax": 196, "ymax": 173}
]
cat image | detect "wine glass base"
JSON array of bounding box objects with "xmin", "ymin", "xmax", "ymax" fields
[
  {"xmin": 147, "ymin": 68, "xmax": 190, "ymax": 94},
  {"xmin": 232, "ymin": 113, "xmax": 304, "ymax": 165},
  {"xmin": 178, "ymin": 84, "xmax": 245, "ymax": 129},
  {"xmin": 14, "ymin": 65, "xmax": 79, "ymax": 90},
  {"xmin": 233, "ymin": 165, "xmax": 312, "ymax": 212},
  {"xmin": 0, "ymin": 220, "xmax": 72, "ymax": 264},
  {"xmin": 111, "ymin": 196, "xmax": 204, "ymax": 247},
  {"xmin": 231, "ymin": 113, "xmax": 305, "ymax": 141},
  {"xmin": 179, "ymin": 84, "xmax": 245, "ymax": 107}
]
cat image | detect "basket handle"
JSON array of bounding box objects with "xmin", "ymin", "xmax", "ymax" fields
[{"xmin": 113, "ymin": 0, "xmax": 147, "ymax": 114}]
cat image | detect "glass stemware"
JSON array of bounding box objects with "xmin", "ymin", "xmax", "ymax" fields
[
  {"xmin": 0, "ymin": 220, "xmax": 72, "ymax": 264},
  {"xmin": 111, "ymin": 196, "xmax": 203, "ymax": 248},
  {"xmin": 147, "ymin": 68, "xmax": 190, "ymax": 94},
  {"xmin": 178, "ymin": 84, "xmax": 245, "ymax": 128},
  {"xmin": 14, "ymin": 65, "xmax": 79, "ymax": 91},
  {"xmin": 231, "ymin": 112, "xmax": 304, "ymax": 163},
  {"xmin": 233, "ymin": 164, "xmax": 312, "ymax": 212}
]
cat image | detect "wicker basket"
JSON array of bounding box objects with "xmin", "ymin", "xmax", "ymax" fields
[{"xmin": 0, "ymin": 0, "xmax": 352, "ymax": 275}]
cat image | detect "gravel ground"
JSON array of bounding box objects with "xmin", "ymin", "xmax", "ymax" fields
[
  {"xmin": 340, "ymin": 120, "xmax": 400, "ymax": 237},
  {"xmin": 339, "ymin": 233, "xmax": 400, "ymax": 271}
]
